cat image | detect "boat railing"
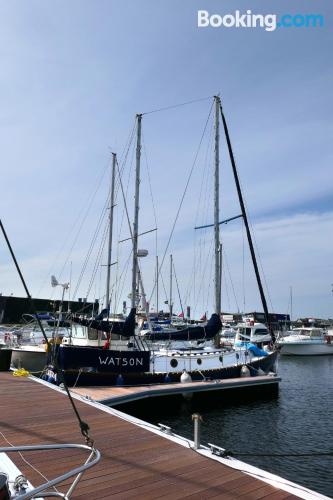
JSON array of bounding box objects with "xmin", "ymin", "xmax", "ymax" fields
[
  {"xmin": 0, "ymin": 443, "xmax": 101, "ymax": 499},
  {"xmin": 134, "ymin": 334, "xmax": 149, "ymax": 351}
]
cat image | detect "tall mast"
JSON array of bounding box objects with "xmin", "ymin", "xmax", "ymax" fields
[
  {"xmin": 169, "ymin": 254, "xmax": 173, "ymax": 319},
  {"xmin": 131, "ymin": 114, "xmax": 142, "ymax": 309},
  {"xmin": 156, "ymin": 255, "xmax": 159, "ymax": 315},
  {"xmin": 214, "ymin": 96, "xmax": 221, "ymax": 316},
  {"xmin": 219, "ymin": 102, "xmax": 275, "ymax": 342},
  {"xmin": 105, "ymin": 152, "xmax": 116, "ymax": 311}
]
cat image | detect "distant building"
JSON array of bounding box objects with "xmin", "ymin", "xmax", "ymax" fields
[
  {"xmin": 294, "ymin": 317, "xmax": 333, "ymax": 328},
  {"xmin": 221, "ymin": 311, "xmax": 290, "ymax": 330},
  {"xmin": 245, "ymin": 311, "xmax": 290, "ymax": 330},
  {"xmin": 0, "ymin": 295, "xmax": 97, "ymax": 324}
]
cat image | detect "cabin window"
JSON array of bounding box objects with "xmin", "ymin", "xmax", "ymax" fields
[
  {"xmin": 170, "ymin": 358, "xmax": 178, "ymax": 368},
  {"xmin": 72, "ymin": 326, "xmax": 85, "ymax": 338},
  {"xmin": 197, "ymin": 358, "xmax": 202, "ymax": 365},
  {"xmin": 88, "ymin": 330, "xmax": 98, "ymax": 340},
  {"xmin": 254, "ymin": 329, "xmax": 268, "ymax": 335}
]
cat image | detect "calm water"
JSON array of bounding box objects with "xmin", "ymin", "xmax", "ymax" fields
[{"xmin": 123, "ymin": 356, "xmax": 333, "ymax": 498}]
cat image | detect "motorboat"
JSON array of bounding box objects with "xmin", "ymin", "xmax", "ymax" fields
[
  {"xmin": 219, "ymin": 323, "xmax": 237, "ymax": 347},
  {"xmin": 276, "ymin": 327, "xmax": 333, "ymax": 355},
  {"xmin": 234, "ymin": 322, "xmax": 272, "ymax": 350}
]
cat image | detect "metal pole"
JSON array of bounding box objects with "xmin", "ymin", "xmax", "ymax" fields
[
  {"xmin": 214, "ymin": 96, "xmax": 221, "ymax": 315},
  {"xmin": 219, "ymin": 241, "xmax": 223, "ymax": 310},
  {"xmin": 169, "ymin": 254, "xmax": 173, "ymax": 320},
  {"xmin": 219, "ymin": 103, "xmax": 275, "ymax": 342},
  {"xmin": 192, "ymin": 413, "xmax": 202, "ymax": 450},
  {"xmin": 156, "ymin": 255, "xmax": 159, "ymax": 315},
  {"xmin": 106, "ymin": 152, "xmax": 116, "ymax": 311},
  {"xmin": 131, "ymin": 115, "xmax": 142, "ymax": 309}
]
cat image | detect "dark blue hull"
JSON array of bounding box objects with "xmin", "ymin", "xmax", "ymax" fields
[{"xmin": 56, "ymin": 346, "xmax": 277, "ymax": 387}]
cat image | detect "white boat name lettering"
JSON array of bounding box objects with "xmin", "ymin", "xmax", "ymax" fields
[{"xmin": 98, "ymin": 356, "xmax": 144, "ymax": 367}]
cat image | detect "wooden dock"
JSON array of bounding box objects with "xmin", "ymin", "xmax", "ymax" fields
[
  {"xmin": 70, "ymin": 374, "xmax": 281, "ymax": 406},
  {"xmin": 0, "ymin": 372, "xmax": 326, "ymax": 499}
]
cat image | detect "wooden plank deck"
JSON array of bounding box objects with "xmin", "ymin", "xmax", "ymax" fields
[
  {"xmin": 0, "ymin": 372, "xmax": 305, "ymax": 499},
  {"xmin": 70, "ymin": 375, "xmax": 281, "ymax": 405}
]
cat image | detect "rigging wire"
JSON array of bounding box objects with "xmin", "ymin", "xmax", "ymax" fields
[
  {"xmin": 72, "ymin": 196, "xmax": 109, "ymax": 300},
  {"xmin": 222, "ymin": 263, "xmax": 231, "ymax": 312},
  {"xmin": 36, "ymin": 159, "xmax": 110, "ymax": 298},
  {"xmin": 186, "ymin": 117, "xmax": 214, "ymax": 315},
  {"xmin": 86, "ymin": 219, "xmax": 109, "ymax": 299},
  {"xmin": 0, "ymin": 431, "xmax": 59, "ymax": 493},
  {"xmin": 173, "ymin": 259, "xmax": 184, "ymax": 317},
  {"xmin": 159, "ymin": 269, "xmax": 169, "ymax": 307},
  {"xmin": 142, "ymin": 95, "xmax": 213, "ymax": 116},
  {"xmin": 112, "ymin": 127, "xmax": 137, "ymax": 313},
  {"xmin": 241, "ymin": 187, "xmax": 275, "ymax": 313},
  {"xmin": 242, "ymin": 219, "xmax": 246, "ymax": 313},
  {"xmin": 192, "ymin": 236, "xmax": 214, "ymax": 315},
  {"xmin": 203, "ymin": 241, "xmax": 214, "ymax": 317},
  {"xmin": 142, "ymin": 132, "xmax": 158, "ymax": 249},
  {"xmin": 0, "ymin": 219, "xmax": 93, "ymax": 447},
  {"xmin": 148, "ymin": 99, "xmax": 214, "ymax": 305},
  {"xmin": 113, "ymin": 248, "xmax": 132, "ymax": 313},
  {"xmin": 222, "ymin": 245, "xmax": 240, "ymax": 313}
]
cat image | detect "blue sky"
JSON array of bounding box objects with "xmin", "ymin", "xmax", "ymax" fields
[{"xmin": 0, "ymin": 0, "xmax": 332, "ymax": 319}]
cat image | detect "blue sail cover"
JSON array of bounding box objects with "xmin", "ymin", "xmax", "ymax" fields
[
  {"xmin": 72, "ymin": 307, "xmax": 136, "ymax": 337},
  {"xmin": 144, "ymin": 313, "xmax": 222, "ymax": 341},
  {"xmin": 247, "ymin": 343, "xmax": 268, "ymax": 357}
]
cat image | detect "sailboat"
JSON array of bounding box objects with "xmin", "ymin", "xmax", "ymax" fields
[{"xmin": 47, "ymin": 97, "xmax": 278, "ymax": 386}]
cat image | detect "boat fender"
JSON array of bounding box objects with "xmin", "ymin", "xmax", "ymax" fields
[
  {"xmin": 116, "ymin": 374, "xmax": 124, "ymax": 386},
  {"xmin": 164, "ymin": 373, "xmax": 171, "ymax": 383},
  {"xmin": 47, "ymin": 370, "xmax": 57, "ymax": 384},
  {"xmin": 180, "ymin": 370, "xmax": 192, "ymax": 384},
  {"xmin": 102, "ymin": 339, "xmax": 110, "ymax": 350},
  {"xmin": 325, "ymin": 335, "xmax": 331, "ymax": 344},
  {"xmin": 240, "ymin": 365, "xmax": 250, "ymax": 378}
]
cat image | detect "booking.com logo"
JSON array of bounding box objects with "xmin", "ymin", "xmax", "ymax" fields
[{"xmin": 198, "ymin": 10, "xmax": 324, "ymax": 32}]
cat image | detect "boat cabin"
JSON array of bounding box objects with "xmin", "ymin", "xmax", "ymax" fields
[{"xmin": 234, "ymin": 322, "xmax": 272, "ymax": 348}]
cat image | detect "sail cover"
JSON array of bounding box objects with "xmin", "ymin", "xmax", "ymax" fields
[
  {"xmin": 72, "ymin": 308, "xmax": 136, "ymax": 337},
  {"xmin": 144, "ymin": 313, "xmax": 222, "ymax": 341}
]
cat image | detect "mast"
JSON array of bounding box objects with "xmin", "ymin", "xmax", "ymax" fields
[
  {"xmin": 131, "ymin": 114, "xmax": 142, "ymax": 309},
  {"xmin": 219, "ymin": 103, "xmax": 275, "ymax": 342},
  {"xmin": 214, "ymin": 96, "xmax": 221, "ymax": 315},
  {"xmin": 169, "ymin": 254, "xmax": 173, "ymax": 320},
  {"xmin": 156, "ymin": 255, "xmax": 159, "ymax": 315},
  {"xmin": 105, "ymin": 152, "xmax": 116, "ymax": 311}
]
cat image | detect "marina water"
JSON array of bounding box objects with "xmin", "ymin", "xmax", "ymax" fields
[{"xmin": 127, "ymin": 356, "xmax": 333, "ymax": 498}]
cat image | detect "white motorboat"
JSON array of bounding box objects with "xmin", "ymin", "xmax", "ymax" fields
[
  {"xmin": 219, "ymin": 324, "xmax": 237, "ymax": 347},
  {"xmin": 234, "ymin": 322, "xmax": 272, "ymax": 350},
  {"xmin": 276, "ymin": 327, "xmax": 333, "ymax": 355}
]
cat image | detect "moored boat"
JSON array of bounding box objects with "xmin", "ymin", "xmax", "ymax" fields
[{"xmin": 276, "ymin": 327, "xmax": 333, "ymax": 355}]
